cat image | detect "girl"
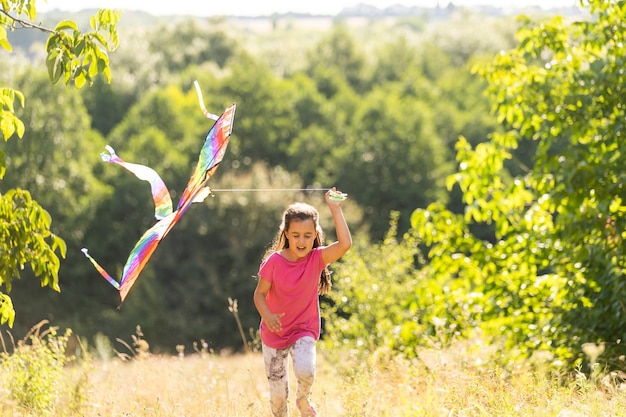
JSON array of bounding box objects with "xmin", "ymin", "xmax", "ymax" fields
[{"xmin": 253, "ymin": 188, "xmax": 352, "ymax": 417}]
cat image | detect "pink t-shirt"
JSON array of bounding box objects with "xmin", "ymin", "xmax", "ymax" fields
[{"xmin": 258, "ymin": 247, "xmax": 327, "ymax": 349}]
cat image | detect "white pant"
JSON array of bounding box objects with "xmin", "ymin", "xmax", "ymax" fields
[{"xmin": 262, "ymin": 336, "xmax": 316, "ymax": 417}]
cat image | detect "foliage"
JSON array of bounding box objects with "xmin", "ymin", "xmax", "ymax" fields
[
  {"xmin": 323, "ymin": 213, "xmax": 426, "ymax": 357},
  {"xmin": 0, "ymin": 86, "xmax": 24, "ymax": 141},
  {"xmin": 0, "ymin": 190, "xmax": 65, "ymax": 327},
  {"xmin": 333, "ymin": 84, "xmax": 451, "ymax": 236},
  {"xmin": 305, "ymin": 25, "xmax": 366, "ymax": 95},
  {"xmin": 1, "ymin": 67, "xmax": 111, "ymax": 240},
  {"xmin": 44, "ymin": 9, "xmax": 120, "ymax": 88},
  {"xmin": 3, "ymin": 7, "xmax": 526, "ymax": 352},
  {"xmin": 410, "ymin": 0, "xmax": 626, "ymax": 369},
  {"xmin": 219, "ymin": 53, "xmax": 302, "ymax": 168},
  {"xmin": 0, "ymin": 321, "xmax": 73, "ymax": 414},
  {"xmin": 1, "ymin": 1, "xmax": 120, "ymax": 128},
  {"xmin": 146, "ymin": 17, "xmax": 238, "ymax": 73},
  {"xmin": 0, "ymin": 0, "xmax": 119, "ymax": 326},
  {"xmin": 80, "ymin": 16, "xmax": 237, "ymax": 136}
]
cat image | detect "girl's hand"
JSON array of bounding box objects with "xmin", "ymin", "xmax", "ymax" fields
[
  {"xmin": 264, "ymin": 312, "xmax": 285, "ymax": 332},
  {"xmin": 326, "ymin": 187, "xmax": 347, "ymax": 205}
]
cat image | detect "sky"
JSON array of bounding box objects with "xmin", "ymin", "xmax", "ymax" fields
[{"xmin": 37, "ymin": 0, "xmax": 580, "ymax": 17}]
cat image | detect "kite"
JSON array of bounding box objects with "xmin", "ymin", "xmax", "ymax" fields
[{"xmin": 81, "ymin": 81, "xmax": 236, "ymax": 305}]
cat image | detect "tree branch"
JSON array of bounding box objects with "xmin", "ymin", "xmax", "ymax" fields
[{"xmin": 0, "ymin": 10, "xmax": 56, "ymax": 36}]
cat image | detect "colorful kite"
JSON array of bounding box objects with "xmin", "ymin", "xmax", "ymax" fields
[{"xmin": 82, "ymin": 82, "xmax": 236, "ymax": 304}]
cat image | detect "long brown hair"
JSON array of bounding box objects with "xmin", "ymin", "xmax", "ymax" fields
[{"xmin": 263, "ymin": 202, "xmax": 332, "ymax": 294}]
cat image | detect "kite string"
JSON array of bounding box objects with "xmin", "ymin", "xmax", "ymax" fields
[
  {"xmin": 209, "ymin": 188, "xmax": 348, "ymax": 202},
  {"xmin": 209, "ymin": 188, "xmax": 330, "ymax": 192}
]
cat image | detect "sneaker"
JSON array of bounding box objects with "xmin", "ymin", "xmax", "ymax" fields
[{"xmin": 296, "ymin": 398, "xmax": 317, "ymax": 417}]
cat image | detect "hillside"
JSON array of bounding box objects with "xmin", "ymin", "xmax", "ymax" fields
[{"xmin": 7, "ymin": 2, "xmax": 583, "ymax": 54}]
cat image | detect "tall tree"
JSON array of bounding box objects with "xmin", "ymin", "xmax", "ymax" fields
[
  {"xmin": 411, "ymin": 0, "xmax": 626, "ymax": 368},
  {"xmin": 305, "ymin": 25, "xmax": 366, "ymax": 96},
  {"xmin": 331, "ymin": 85, "xmax": 451, "ymax": 238}
]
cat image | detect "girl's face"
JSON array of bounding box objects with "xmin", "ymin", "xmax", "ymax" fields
[{"xmin": 284, "ymin": 219, "xmax": 317, "ymax": 260}]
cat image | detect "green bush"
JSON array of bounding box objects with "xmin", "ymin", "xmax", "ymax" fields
[
  {"xmin": 323, "ymin": 213, "xmax": 428, "ymax": 357},
  {"xmin": 323, "ymin": 212, "xmax": 484, "ymax": 360},
  {"xmin": 0, "ymin": 322, "xmax": 72, "ymax": 414}
]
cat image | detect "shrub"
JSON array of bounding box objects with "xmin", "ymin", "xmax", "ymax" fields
[
  {"xmin": 323, "ymin": 213, "xmax": 427, "ymax": 357},
  {"xmin": 0, "ymin": 321, "xmax": 71, "ymax": 414}
]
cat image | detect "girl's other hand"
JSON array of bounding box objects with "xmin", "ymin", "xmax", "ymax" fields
[{"xmin": 265, "ymin": 312, "xmax": 285, "ymax": 332}]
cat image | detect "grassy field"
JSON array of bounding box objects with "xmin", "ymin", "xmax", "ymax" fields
[{"xmin": 2, "ymin": 335, "xmax": 626, "ymax": 417}]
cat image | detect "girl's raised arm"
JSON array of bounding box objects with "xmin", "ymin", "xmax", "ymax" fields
[{"xmin": 321, "ymin": 188, "xmax": 352, "ymax": 265}]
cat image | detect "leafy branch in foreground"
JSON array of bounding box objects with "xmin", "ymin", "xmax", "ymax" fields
[
  {"xmin": 0, "ymin": 189, "xmax": 67, "ymax": 327},
  {"xmin": 1, "ymin": 2, "xmax": 120, "ymax": 95},
  {"xmin": 0, "ymin": 0, "xmax": 120, "ymax": 326}
]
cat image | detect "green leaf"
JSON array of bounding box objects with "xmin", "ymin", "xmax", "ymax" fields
[
  {"xmin": 74, "ymin": 69, "xmax": 86, "ymax": 88},
  {"xmin": 88, "ymin": 58, "xmax": 99, "ymax": 77},
  {"xmin": 15, "ymin": 117, "xmax": 25, "ymax": 138},
  {"xmin": 14, "ymin": 89, "xmax": 25, "ymax": 107},
  {"xmin": 0, "ymin": 26, "xmax": 12, "ymax": 52},
  {"xmin": 1, "ymin": 113, "xmax": 16, "ymax": 139},
  {"xmin": 45, "ymin": 50, "xmax": 64, "ymax": 84},
  {"xmin": 54, "ymin": 19, "xmax": 79, "ymax": 32},
  {"xmin": 0, "ymin": 292, "xmax": 15, "ymax": 327},
  {"xmin": 0, "ymin": 150, "xmax": 5, "ymax": 179},
  {"xmin": 73, "ymin": 38, "xmax": 86, "ymax": 56}
]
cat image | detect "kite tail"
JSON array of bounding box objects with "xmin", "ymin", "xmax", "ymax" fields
[
  {"xmin": 81, "ymin": 248, "xmax": 121, "ymax": 291},
  {"xmin": 194, "ymin": 80, "xmax": 219, "ymax": 121},
  {"xmin": 100, "ymin": 145, "xmax": 174, "ymax": 220},
  {"xmin": 101, "ymin": 145, "xmax": 121, "ymax": 163}
]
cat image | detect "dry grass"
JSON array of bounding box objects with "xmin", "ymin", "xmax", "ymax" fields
[
  {"xmin": 2, "ymin": 340, "xmax": 626, "ymax": 416},
  {"xmin": 82, "ymin": 353, "xmax": 269, "ymax": 416}
]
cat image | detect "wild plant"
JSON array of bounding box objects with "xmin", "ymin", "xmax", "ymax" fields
[
  {"xmin": 0, "ymin": 320, "xmax": 71, "ymax": 414},
  {"xmin": 114, "ymin": 324, "xmax": 150, "ymax": 360}
]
